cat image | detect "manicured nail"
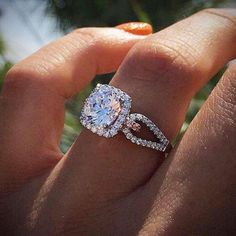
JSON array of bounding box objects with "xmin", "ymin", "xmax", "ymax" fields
[{"xmin": 116, "ymin": 22, "xmax": 153, "ymax": 35}]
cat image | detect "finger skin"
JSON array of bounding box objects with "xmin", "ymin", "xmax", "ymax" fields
[
  {"xmin": 68, "ymin": 8, "xmax": 236, "ymax": 196},
  {"xmin": 138, "ymin": 11, "xmax": 236, "ymax": 236},
  {"xmin": 0, "ymin": 27, "xmax": 147, "ymax": 185},
  {"xmin": 32, "ymin": 8, "xmax": 236, "ymax": 235},
  {"xmin": 140, "ymin": 64, "xmax": 236, "ymax": 236},
  {"xmin": 2, "ymin": 8, "xmax": 236, "ymax": 235}
]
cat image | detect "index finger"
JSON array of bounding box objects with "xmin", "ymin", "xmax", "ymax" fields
[{"xmin": 0, "ymin": 26, "xmax": 149, "ymax": 184}]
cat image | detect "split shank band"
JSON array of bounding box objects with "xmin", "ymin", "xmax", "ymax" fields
[{"xmin": 80, "ymin": 84, "xmax": 172, "ymax": 155}]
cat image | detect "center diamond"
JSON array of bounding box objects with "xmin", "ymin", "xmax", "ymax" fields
[
  {"xmin": 80, "ymin": 84, "xmax": 131, "ymax": 138},
  {"xmin": 83, "ymin": 87, "xmax": 121, "ymax": 127}
]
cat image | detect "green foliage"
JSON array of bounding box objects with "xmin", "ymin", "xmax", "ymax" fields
[
  {"xmin": 0, "ymin": 36, "xmax": 5, "ymax": 54},
  {"xmin": 0, "ymin": 35, "xmax": 13, "ymax": 92},
  {"xmin": 60, "ymin": 83, "xmax": 93, "ymax": 152},
  {"xmin": 0, "ymin": 61, "xmax": 12, "ymax": 89}
]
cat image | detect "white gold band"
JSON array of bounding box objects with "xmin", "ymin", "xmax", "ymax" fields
[
  {"xmin": 80, "ymin": 84, "xmax": 172, "ymax": 154},
  {"xmin": 122, "ymin": 113, "xmax": 171, "ymax": 153}
]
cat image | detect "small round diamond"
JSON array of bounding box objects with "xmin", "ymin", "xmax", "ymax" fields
[
  {"xmin": 91, "ymin": 127, "xmax": 97, "ymax": 133},
  {"xmin": 97, "ymin": 129, "xmax": 103, "ymax": 136},
  {"xmin": 131, "ymin": 137, "xmax": 136, "ymax": 143}
]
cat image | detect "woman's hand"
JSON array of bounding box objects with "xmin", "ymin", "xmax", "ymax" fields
[{"xmin": 1, "ymin": 8, "xmax": 236, "ymax": 235}]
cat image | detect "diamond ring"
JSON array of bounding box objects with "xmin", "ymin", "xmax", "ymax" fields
[{"xmin": 80, "ymin": 84, "xmax": 172, "ymax": 154}]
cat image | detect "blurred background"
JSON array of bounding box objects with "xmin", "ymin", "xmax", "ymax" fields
[{"xmin": 0, "ymin": 0, "xmax": 235, "ymax": 152}]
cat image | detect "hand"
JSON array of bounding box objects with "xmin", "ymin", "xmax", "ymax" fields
[{"xmin": 1, "ymin": 8, "xmax": 236, "ymax": 235}]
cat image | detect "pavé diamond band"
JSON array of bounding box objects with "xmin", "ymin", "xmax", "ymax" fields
[{"xmin": 80, "ymin": 84, "xmax": 172, "ymax": 154}]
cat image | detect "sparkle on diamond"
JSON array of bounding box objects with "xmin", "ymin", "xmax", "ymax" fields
[{"xmin": 84, "ymin": 88, "xmax": 121, "ymax": 127}]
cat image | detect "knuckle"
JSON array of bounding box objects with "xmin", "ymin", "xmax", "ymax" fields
[
  {"xmin": 220, "ymin": 65, "xmax": 236, "ymax": 103},
  {"xmin": 69, "ymin": 28, "xmax": 103, "ymax": 66},
  {"xmin": 226, "ymin": 64, "xmax": 236, "ymax": 86},
  {"xmin": 70, "ymin": 28, "xmax": 99, "ymax": 47},
  {"xmin": 201, "ymin": 8, "xmax": 236, "ymax": 28},
  {"xmin": 3, "ymin": 64, "xmax": 47, "ymax": 95},
  {"xmin": 6, "ymin": 64, "xmax": 36, "ymax": 81},
  {"xmin": 122, "ymin": 39, "xmax": 198, "ymax": 87},
  {"xmin": 209, "ymin": 66, "xmax": 236, "ymax": 126},
  {"xmin": 210, "ymin": 91, "xmax": 235, "ymax": 126}
]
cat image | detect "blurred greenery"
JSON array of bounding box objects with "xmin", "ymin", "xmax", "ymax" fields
[
  {"xmin": 0, "ymin": 0, "xmax": 233, "ymax": 152},
  {"xmin": 0, "ymin": 35, "xmax": 13, "ymax": 90}
]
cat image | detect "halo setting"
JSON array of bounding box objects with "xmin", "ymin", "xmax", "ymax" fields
[
  {"xmin": 80, "ymin": 84, "xmax": 171, "ymax": 154},
  {"xmin": 80, "ymin": 84, "xmax": 131, "ymax": 138}
]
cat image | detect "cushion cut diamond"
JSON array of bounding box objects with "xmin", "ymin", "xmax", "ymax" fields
[
  {"xmin": 80, "ymin": 84, "xmax": 170, "ymax": 152},
  {"xmin": 80, "ymin": 84, "xmax": 131, "ymax": 137},
  {"xmin": 84, "ymin": 89, "xmax": 121, "ymax": 127}
]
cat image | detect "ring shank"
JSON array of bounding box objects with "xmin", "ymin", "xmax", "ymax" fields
[{"xmin": 122, "ymin": 113, "xmax": 171, "ymax": 154}]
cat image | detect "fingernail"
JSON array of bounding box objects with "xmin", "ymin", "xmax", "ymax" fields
[{"xmin": 115, "ymin": 22, "xmax": 153, "ymax": 35}]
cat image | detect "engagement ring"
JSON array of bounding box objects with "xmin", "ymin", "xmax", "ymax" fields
[{"xmin": 80, "ymin": 84, "xmax": 172, "ymax": 154}]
